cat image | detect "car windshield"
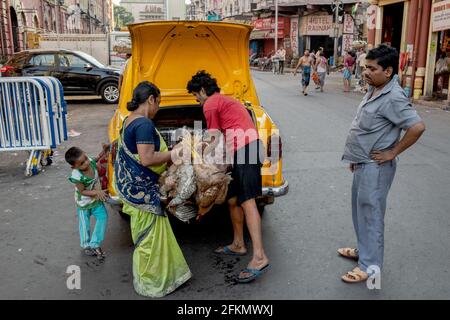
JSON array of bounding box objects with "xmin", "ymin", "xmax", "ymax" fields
[{"xmin": 74, "ymin": 51, "xmax": 105, "ymax": 68}]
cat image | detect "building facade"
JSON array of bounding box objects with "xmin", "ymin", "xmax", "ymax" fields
[
  {"xmin": 189, "ymin": 0, "xmax": 366, "ymax": 64},
  {"xmin": 120, "ymin": 0, "xmax": 187, "ymax": 23},
  {"xmin": 1, "ymin": 0, "xmax": 113, "ymax": 61},
  {"xmin": 366, "ymin": 0, "xmax": 449, "ymax": 102}
]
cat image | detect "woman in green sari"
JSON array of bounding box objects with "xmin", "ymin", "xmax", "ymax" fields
[{"xmin": 115, "ymin": 81, "xmax": 191, "ymax": 297}]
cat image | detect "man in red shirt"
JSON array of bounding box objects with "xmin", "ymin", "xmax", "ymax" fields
[{"xmin": 187, "ymin": 70, "xmax": 270, "ymax": 283}]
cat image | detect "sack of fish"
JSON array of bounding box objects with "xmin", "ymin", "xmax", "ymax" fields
[{"xmin": 159, "ymin": 132, "xmax": 232, "ymax": 223}]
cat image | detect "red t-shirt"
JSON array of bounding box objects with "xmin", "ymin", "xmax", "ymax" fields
[{"xmin": 203, "ymin": 93, "xmax": 258, "ymax": 153}]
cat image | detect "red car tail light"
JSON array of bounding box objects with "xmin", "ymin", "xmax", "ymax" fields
[{"xmin": 0, "ymin": 65, "xmax": 15, "ymax": 75}]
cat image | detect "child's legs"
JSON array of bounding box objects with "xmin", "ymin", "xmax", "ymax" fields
[
  {"xmin": 89, "ymin": 204, "xmax": 108, "ymax": 249},
  {"xmin": 77, "ymin": 208, "xmax": 91, "ymax": 248}
]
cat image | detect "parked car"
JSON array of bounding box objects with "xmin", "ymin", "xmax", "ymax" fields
[
  {"xmin": 107, "ymin": 21, "xmax": 289, "ymax": 214},
  {"xmin": 0, "ymin": 49, "xmax": 120, "ymax": 104}
]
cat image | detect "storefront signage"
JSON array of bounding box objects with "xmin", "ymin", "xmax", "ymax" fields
[
  {"xmin": 253, "ymin": 18, "xmax": 285, "ymax": 31},
  {"xmin": 291, "ymin": 16, "xmax": 299, "ymax": 56},
  {"xmin": 432, "ymin": 0, "xmax": 450, "ymax": 32},
  {"xmin": 301, "ymin": 14, "xmax": 333, "ymax": 36},
  {"xmin": 343, "ymin": 14, "xmax": 354, "ymax": 34},
  {"xmin": 342, "ymin": 34, "xmax": 354, "ymax": 55}
]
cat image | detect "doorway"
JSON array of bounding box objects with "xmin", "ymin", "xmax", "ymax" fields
[
  {"xmin": 9, "ymin": 7, "xmax": 20, "ymax": 53},
  {"xmin": 382, "ymin": 3, "xmax": 404, "ymax": 52}
]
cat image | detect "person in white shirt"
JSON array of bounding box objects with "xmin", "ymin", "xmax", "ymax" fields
[
  {"xmin": 315, "ymin": 52, "xmax": 329, "ymax": 92},
  {"xmin": 278, "ymin": 47, "xmax": 286, "ymax": 74}
]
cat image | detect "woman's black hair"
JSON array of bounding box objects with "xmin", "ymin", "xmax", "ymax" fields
[
  {"xmin": 186, "ymin": 70, "xmax": 221, "ymax": 96},
  {"xmin": 366, "ymin": 44, "xmax": 399, "ymax": 76},
  {"xmin": 127, "ymin": 81, "xmax": 161, "ymax": 111}
]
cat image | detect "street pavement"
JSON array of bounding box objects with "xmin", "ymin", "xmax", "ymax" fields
[{"xmin": 0, "ymin": 71, "xmax": 449, "ymax": 299}]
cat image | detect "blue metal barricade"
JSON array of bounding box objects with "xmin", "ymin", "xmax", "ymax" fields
[{"xmin": 0, "ymin": 77, "xmax": 68, "ymax": 176}]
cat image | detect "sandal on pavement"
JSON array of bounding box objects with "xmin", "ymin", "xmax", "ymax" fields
[
  {"xmin": 83, "ymin": 248, "xmax": 96, "ymax": 256},
  {"xmin": 337, "ymin": 248, "xmax": 359, "ymax": 260},
  {"xmin": 92, "ymin": 247, "xmax": 106, "ymax": 260},
  {"xmin": 236, "ymin": 264, "xmax": 271, "ymax": 284},
  {"xmin": 214, "ymin": 246, "xmax": 247, "ymax": 256},
  {"xmin": 341, "ymin": 267, "xmax": 368, "ymax": 283}
]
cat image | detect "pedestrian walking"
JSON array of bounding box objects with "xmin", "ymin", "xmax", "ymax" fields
[
  {"xmin": 294, "ymin": 50, "xmax": 313, "ymax": 96},
  {"xmin": 343, "ymin": 51, "xmax": 355, "ymax": 92},
  {"xmin": 187, "ymin": 70, "xmax": 270, "ymax": 283},
  {"xmin": 315, "ymin": 52, "xmax": 329, "ymax": 92},
  {"xmin": 272, "ymin": 50, "xmax": 280, "ymax": 74},
  {"xmin": 356, "ymin": 49, "xmax": 368, "ymax": 93},
  {"xmin": 65, "ymin": 146, "xmax": 109, "ymax": 260},
  {"xmin": 339, "ymin": 44, "xmax": 426, "ymax": 283},
  {"xmin": 278, "ymin": 47, "xmax": 286, "ymax": 74}
]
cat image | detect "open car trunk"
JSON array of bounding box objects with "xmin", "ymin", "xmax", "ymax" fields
[{"xmin": 153, "ymin": 105, "xmax": 206, "ymax": 149}]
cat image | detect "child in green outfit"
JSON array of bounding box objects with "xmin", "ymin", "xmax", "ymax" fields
[{"xmin": 65, "ymin": 146, "xmax": 108, "ymax": 259}]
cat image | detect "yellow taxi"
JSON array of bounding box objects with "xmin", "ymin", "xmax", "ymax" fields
[{"xmin": 107, "ymin": 21, "xmax": 288, "ymax": 212}]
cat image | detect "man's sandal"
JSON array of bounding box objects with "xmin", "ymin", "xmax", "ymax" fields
[
  {"xmin": 337, "ymin": 248, "xmax": 359, "ymax": 261},
  {"xmin": 341, "ymin": 267, "xmax": 369, "ymax": 283}
]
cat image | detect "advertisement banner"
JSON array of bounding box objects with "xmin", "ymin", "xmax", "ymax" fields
[
  {"xmin": 432, "ymin": 0, "xmax": 450, "ymax": 32},
  {"xmin": 342, "ymin": 34, "xmax": 354, "ymax": 55},
  {"xmin": 290, "ymin": 16, "xmax": 299, "ymax": 56},
  {"xmin": 343, "ymin": 14, "xmax": 354, "ymax": 34}
]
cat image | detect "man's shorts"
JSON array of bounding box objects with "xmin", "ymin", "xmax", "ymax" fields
[{"xmin": 227, "ymin": 140, "xmax": 263, "ymax": 205}]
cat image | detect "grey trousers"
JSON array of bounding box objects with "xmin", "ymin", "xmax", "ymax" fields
[{"xmin": 352, "ymin": 160, "xmax": 397, "ymax": 273}]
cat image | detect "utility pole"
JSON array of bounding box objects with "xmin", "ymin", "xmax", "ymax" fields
[
  {"xmin": 275, "ymin": 0, "xmax": 278, "ymax": 51},
  {"xmin": 88, "ymin": 0, "xmax": 92, "ymax": 56},
  {"xmin": 165, "ymin": 0, "xmax": 169, "ymax": 20},
  {"xmin": 333, "ymin": 0, "xmax": 341, "ymax": 67},
  {"xmin": 55, "ymin": 0, "xmax": 61, "ymax": 48}
]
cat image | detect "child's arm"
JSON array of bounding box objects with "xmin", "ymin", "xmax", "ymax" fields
[
  {"xmin": 94, "ymin": 144, "xmax": 111, "ymax": 162},
  {"xmin": 75, "ymin": 183, "xmax": 108, "ymax": 201}
]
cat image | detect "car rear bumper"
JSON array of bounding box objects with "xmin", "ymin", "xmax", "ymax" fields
[
  {"xmin": 262, "ymin": 180, "xmax": 289, "ymax": 197},
  {"xmin": 107, "ymin": 180, "xmax": 289, "ymax": 206}
]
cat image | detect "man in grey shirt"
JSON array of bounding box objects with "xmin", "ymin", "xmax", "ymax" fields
[{"xmin": 338, "ymin": 44, "xmax": 426, "ymax": 283}]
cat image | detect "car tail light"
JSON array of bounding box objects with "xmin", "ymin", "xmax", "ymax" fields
[
  {"xmin": 0, "ymin": 66, "xmax": 15, "ymax": 73},
  {"xmin": 267, "ymin": 134, "xmax": 282, "ymax": 161}
]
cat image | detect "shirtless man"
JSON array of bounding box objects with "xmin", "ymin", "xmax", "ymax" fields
[{"xmin": 294, "ymin": 50, "xmax": 313, "ymax": 96}]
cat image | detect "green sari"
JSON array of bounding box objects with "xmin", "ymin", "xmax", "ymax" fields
[{"xmin": 118, "ymin": 119, "xmax": 191, "ymax": 298}]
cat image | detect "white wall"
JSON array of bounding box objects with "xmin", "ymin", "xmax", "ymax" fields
[{"xmin": 39, "ymin": 34, "xmax": 109, "ymax": 65}]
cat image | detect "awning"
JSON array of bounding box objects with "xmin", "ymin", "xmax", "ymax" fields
[
  {"xmin": 250, "ymin": 30, "xmax": 284, "ymax": 40},
  {"xmin": 250, "ymin": 30, "xmax": 269, "ymax": 40}
]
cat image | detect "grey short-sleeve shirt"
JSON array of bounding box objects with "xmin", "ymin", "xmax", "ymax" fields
[{"xmin": 342, "ymin": 75, "xmax": 422, "ymax": 163}]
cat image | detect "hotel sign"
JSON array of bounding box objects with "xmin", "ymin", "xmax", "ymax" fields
[{"xmin": 301, "ymin": 14, "xmax": 333, "ymax": 36}]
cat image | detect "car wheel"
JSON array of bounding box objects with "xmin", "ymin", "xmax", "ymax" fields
[{"xmin": 100, "ymin": 82, "xmax": 119, "ymax": 104}]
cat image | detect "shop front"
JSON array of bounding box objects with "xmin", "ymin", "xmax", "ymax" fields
[
  {"xmin": 424, "ymin": 0, "xmax": 450, "ymax": 101},
  {"xmin": 381, "ymin": 1, "xmax": 405, "ymax": 53},
  {"xmin": 250, "ymin": 17, "xmax": 290, "ymax": 57}
]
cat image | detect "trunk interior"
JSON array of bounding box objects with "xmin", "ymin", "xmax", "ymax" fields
[{"xmin": 154, "ymin": 105, "xmax": 207, "ymax": 149}]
